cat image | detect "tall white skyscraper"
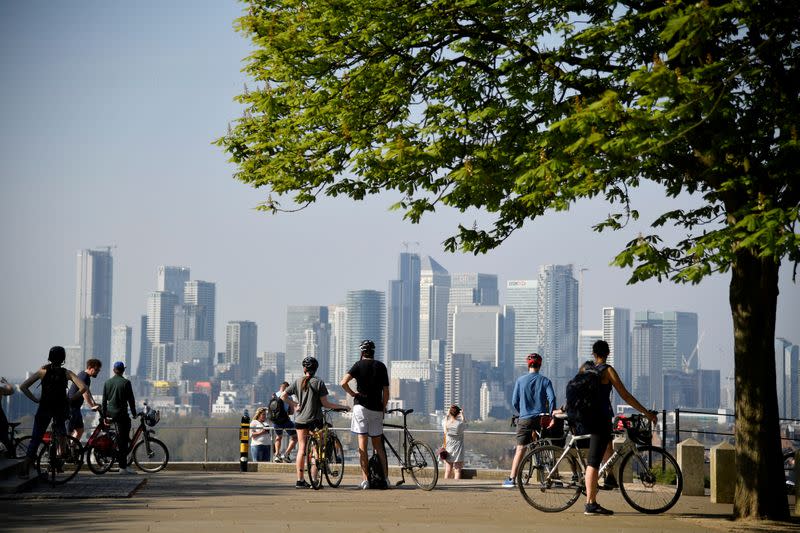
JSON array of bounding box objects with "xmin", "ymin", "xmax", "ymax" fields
[
  {"xmin": 184, "ymin": 280, "xmax": 216, "ymax": 357},
  {"xmin": 602, "ymin": 307, "xmax": 631, "ymax": 385},
  {"xmin": 418, "ymin": 256, "xmax": 450, "ymax": 362},
  {"xmin": 157, "ymin": 266, "xmax": 190, "ymax": 305},
  {"xmin": 329, "ymin": 305, "xmax": 348, "ymax": 384},
  {"xmin": 145, "ymin": 291, "xmax": 178, "ymax": 380},
  {"xmin": 345, "ymin": 290, "xmax": 385, "ymax": 366},
  {"xmin": 506, "ymin": 280, "xmax": 538, "ymax": 372},
  {"xmin": 446, "ymin": 273, "xmax": 498, "ymax": 355},
  {"xmin": 387, "ymin": 252, "xmax": 421, "ymax": 363},
  {"xmin": 537, "ymin": 264, "xmax": 578, "ymax": 396},
  {"xmin": 111, "ymin": 325, "xmax": 132, "ymax": 370},
  {"xmin": 75, "ymin": 248, "xmax": 113, "ymax": 370},
  {"xmin": 632, "ymin": 324, "xmax": 662, "ymax": 408},
  {"xmin": 285, "ymin": 306, "xmax": 330, "ymax": 382}
]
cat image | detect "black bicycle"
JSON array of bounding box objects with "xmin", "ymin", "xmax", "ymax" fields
[
  {"xmin": 3, "ymin": 420, "xmax": 32, "ymax": 459},
  {"xmin": 35, "ymin": 422, "xmax": 83, "ymax": 486},
  {"xmin": 382, "ymin": 408, "xmax": 438, "ymax": 490}
]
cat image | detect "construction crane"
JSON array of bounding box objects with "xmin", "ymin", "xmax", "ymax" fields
[
  {"xmin": 401, "ymin": 241, "xmax": 420, "ymax": 252},
  {"xmin": 682, "ymin": 330, "xmax": 704, "ymax": 373}
]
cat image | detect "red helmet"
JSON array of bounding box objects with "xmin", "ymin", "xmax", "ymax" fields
[{"xmin": 527, "ymin": 353, "xmax": 542, "ymax": 367}]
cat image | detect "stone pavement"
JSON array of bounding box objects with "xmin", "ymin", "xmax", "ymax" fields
[{"xmin": 1, "ymin": 470, "xmax": 798, "ymax": 533}]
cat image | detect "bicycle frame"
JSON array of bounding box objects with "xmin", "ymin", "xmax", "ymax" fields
[{"xmin": 383, "ymin": 415, "xmax": 414, "ymax": 482}]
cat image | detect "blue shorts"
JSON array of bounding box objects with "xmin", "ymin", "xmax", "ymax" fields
[{"xmin": 67, "ymin": 407, "xmax": 84, "ymax": 432}]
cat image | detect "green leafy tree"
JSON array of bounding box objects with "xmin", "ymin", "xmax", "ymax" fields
[{"xmin": 218, "ymin": 0, "xmax": 799, "ymax": 520}]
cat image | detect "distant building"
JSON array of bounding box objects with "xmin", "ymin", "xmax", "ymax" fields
[
  {"xmin": 75, "ymin": 248, "xmax": 113, "ymax": 370},
  {"xmin": 157, "ymin": 266, "xmax": 190, "ymax": 306},
  {"xmin": 578, "ymin": 330, "xmax": 603, "ymax": 362},
  {"xmin": 697, "ymin": 369, "xmax": 721, "ymax": 410},
  {"xmin": 386, "ymin": 252, "xmax": 421, "ymax": 363},
  {"xmin": 452, "ymin": 304, "xmax": 504, "ymax": 367},
  {"xmin": 506, "ymin": 280, "xmax": 538, "ymax": 374},
  {"xmin": 418, "ymin": 256, "xmax": 450, "ymax": 363},
  {"xmin": 183, "ymin": 280, "xmax": 216, "ymax": 357},
  {"xmin": 226, "ymin": 321, "xmax": 258, "ymax": 379},
  {"xmin": 444, "ymin": 352, "xmax": 479, "ymax": 418},
  {"xmin": 329, "ymin": 305, "xmax": 348, "ymax": 383},
  {"xmin": 775, "ymin": 337, "xmax": 800, "ymax": 419},
  {"xmin": 446, "ymin": 273, "xmax": 498, "ymax": 356},
  {"xmin": 390, "ymin": 360, "xmax": 437, "ymax": 416},
  {"xmin": 632, "ymin": 324, "xmax": 663, "ymax": 409},
  {"xmin": 145, "ymin": 291, "xmax": 178, "ymax": 380},
  {"xmin": 112, "ymin": 325, "xmax": 132, "ymax": 370},
  {"xmin": 635, "ymin": 310, "xmax": 699, "ymax": 372},
  {"xmin": 285, "ymin": 306, "xmax": 329, "ymax": 383},
  {"xmin": 345, "ymin": 290, "xmax": 385, "ymax": 366},
  {"xmin": 537, "ymin": 264, "xmax": 578, "ymax": 397}
]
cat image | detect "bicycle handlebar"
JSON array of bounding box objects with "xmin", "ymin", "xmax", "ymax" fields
[{"xmin": 385, "ymin": 408, "xmax": 414, "ymax": 415}]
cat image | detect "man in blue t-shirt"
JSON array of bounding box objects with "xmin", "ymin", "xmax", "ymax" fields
[
  {"xmin": 341, "ymin": 339, "xmax": 389, "ymax": 490},
  {"xmin": 67, "ymin": 358, "xmax": 102, "ymax": 441},
  {"xmin": 272, "ymin": 381, "xmax": 297, "ymax": 463},
  {"xmin": 503, "ymin": 353, "xmax": 556, "ymax": 488}
]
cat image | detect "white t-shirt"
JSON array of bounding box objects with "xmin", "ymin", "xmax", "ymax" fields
[{"xmin": 250, "ymin": 419, "xmax": 270, "ymax": 446}]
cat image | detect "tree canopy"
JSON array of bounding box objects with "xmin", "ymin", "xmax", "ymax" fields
[{"xmin": 219, "ymin": 0, "xmax": 799, "ymax": 520}]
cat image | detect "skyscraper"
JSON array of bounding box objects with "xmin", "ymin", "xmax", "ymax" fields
[
  {"xmin": 226, "ymin": 321, "xmax": 258, "ymax": 378},
  {"xmin": 183, "ymin": 280, "xmax": 216, "ymax": 356},
  {"xmin": 452, "ymin": 305, "xmax": 504, "ymax": 366},
  {"xmin": 157, "ymin": 266, "xmax": 190, "ymax": 305},
  {"xmin": 329, "ymin": 305, "xmax": 348, "ymax": 384},
  {"xmin": 418, "ymin": 256, "xmax": 450, "ymax": 363},
  {"xmin": 446, "ymin": 273, "xmax": 498, "ymax": 355},
  {"xmin": 602, "ymin": 307, "xmax": 631, "ymax": 386},
  {"xmin": 75, "ymin": 248, "xmax": 113, "ymax": 370},
  {"xmin": 386, "ymin": 252, "xmax": 421, "ymax": 363},
  {"xmin": 345, "ymin": 290, "xmax": 385, "ymax": 366},
  {"xmin": 111, "ymin": 325, "xmax": 132, "ymax": 370},
  {"xmin": 285, "ymin": 306, "xmax": 329, "ymax": 382},
  {"xmin": 537, "ymin": 264, "xmax": 578, "ymax": 395},
  {"xmin": 145, "ymin": 291, "xmax": 178, "ymax": 380},
  {"xmin": 506, "ymin": 280, "xmax": 538, "ymax": 372},
  {"xmin": 634, "ymin": 310, "xmax": 699, "ymax": 372},
  {"xmin": 631, "ymin": 323, "xmax": 663, "ymax": 408},
  {"xmin": 775, "ymin": 337, "xmax": 800, "ymax": 419}
]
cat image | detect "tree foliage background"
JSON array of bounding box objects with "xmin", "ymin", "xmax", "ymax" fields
[{"xmin": 219, "ymin": 0, "xmax": 799, "ymax": 520}]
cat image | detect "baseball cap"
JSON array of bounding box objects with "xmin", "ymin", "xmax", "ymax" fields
[{"xmin": 113, "ymin": 361, "xmax": 126, "ymax": 371}]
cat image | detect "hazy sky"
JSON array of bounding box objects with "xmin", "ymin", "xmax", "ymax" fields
[{"xmin": 1, "ymin": 1, "xmax": 797, "ymax": 380}]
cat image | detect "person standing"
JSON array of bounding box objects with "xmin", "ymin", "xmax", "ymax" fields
[
  {"xmin": 281, "ymin": 357, "xmax": 349, "ymax": 488},
  {"xmin": 249, "ymin": 407, "xmax": 271, "ymax": 462},
  {"xmin": 442, "ymin": 404, "xmax": 466, "ymax": 480},
  {"xmin": 102, "ymin": 361, "xmax": 138, "ymax": 475},
  {"xmin": 503, "ymin": 353, "xmax": 556, "ymax": 488},
  {"xmin": 340, "ymin": 339, "xmax": 390, "ymax": 490},
  {"xmin": 19, "ymin": 346, "xmax": 87, "ymax": 476},
  {"xmin": 0, "ymin": 376, "xmax": 15, "ymax": 457},
  {"xmin": 271, "ymin": 381, "xmax": 297, "ymax": 463},
  {"xmin": 67, "ymin": 358, "xmax": 102, "ymax": 441},
  {"xmin": 581, "ymin": 340, "xmax": 657, "ymax": 516}
]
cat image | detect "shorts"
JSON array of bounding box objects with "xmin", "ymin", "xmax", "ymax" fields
[
  {"xmin": 350, "ymin": 405, "xmax": 384, "ymax": 437},
  {"xmin": 587, "ymin": 431, "xmax": 612, "ymax": 468},
  {"xmin": 272, "ymin": 419, "xmax": 297, "ymax": 437},
  {"xmin": 67, "ymin": 407, "xmax": 84, "ymax": 432},
  {"xmin": 294, "ymin": 419, "xmax": 323, "ymax": 431},
  {"xmin": 515, "ymin": 416, "xmax": 542, "ymax": 446}
]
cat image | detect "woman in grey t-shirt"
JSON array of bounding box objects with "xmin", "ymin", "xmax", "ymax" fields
[{"xmin": 281, "ymin": 356, "xmax": 349, "ymax": 489}]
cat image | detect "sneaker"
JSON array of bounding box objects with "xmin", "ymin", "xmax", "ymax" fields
[
  {"xmin": 359, "ymin": 480, "xmax": 369, "ymax": 490},
  {"xmin": 584, "ymin": 502, "xmax": 614, "ymax": 515},
  {"xmin": 502, "ymin": 477, "xmax": 516, "ymax": 488},
  {"xmin": 295, "ymin": 480, "xmax": 311, "ymax": 489},
  {"xmin": 117, "ymin": 467, "xmax": 138, "ymax": 475},
  {"xmin": 274, "ymin": 455, "xmax": 283, "ymax": 463},
  {"xmin": 602, "ymin": 475, "xmax": 618, "ymax": 490}
]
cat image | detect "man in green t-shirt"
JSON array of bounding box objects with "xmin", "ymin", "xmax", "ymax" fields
[{"xmin": 102, "ymin": 361, "xmax": 137, "ymax": 474}]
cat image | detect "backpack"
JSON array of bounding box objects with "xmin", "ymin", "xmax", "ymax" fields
[
  {"xmin": 267, "ymin": 395, "xmax": 289, "ymax": 424},
  {"xmin": 367, "ymin": 452, "xmax": 388, "ymax": 489},
  {"xmin": 565, "ymin": 365, "xmax": 605, "ymax": 434}
]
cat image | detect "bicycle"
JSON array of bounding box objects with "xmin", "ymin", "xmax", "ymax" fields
[
  {"xmin": 85, "ymin": 407, "xmax": 168, "ymax": 474},
  {"xmin": 306, "ymin": 407, "xmax": 348, "ymax": 490},
  {"xmin": 517, "ymin": 413, "xmax": 683, "ymax": 514},
  {"xmin": 381, "ymin": 408, "xmax": 438, "ymax": 490},
  {"xmin": 511, "ymin": 413, "xmax": 567, "ymax": 453},
  {"xmin": 35, "ymin": 422, "xmax": 84, "ymax": 486},
  {"xmin": 3, "ymin": 420, "xmax": 32, "ymax": 459}
]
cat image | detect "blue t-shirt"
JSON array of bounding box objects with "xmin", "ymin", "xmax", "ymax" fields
[
  {"xmin": 512, "ymin": 371, "xmax": 556, "ymax": 420},
  {"xmin": 68, "ymin": 371, "xmax": 90, "ymax": 408}
]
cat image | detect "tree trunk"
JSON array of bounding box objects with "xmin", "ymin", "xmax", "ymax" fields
[{"xmin": 730, "ymin": 248, "xmax": 788, "ymax": 520}]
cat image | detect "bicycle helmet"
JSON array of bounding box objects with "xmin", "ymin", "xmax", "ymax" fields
[
  {"xmin": 48, "ymin": 346, "xmax": 66, "ymax": 365},
  {"xmin": 302, "ymin": 356, "xmax": 319, "ymax": 374},
  {"xmin": 526, "ymin": 353, "xmax": 542, "ymax": 367},
  {"xmin": 360, "ymin": 339, "xmax": 375, "ymax": 357}
]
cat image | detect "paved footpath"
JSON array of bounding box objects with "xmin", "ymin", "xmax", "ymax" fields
[{"xmin": 2, "ymin": 471, "xmax": 798, "ymax": 533}]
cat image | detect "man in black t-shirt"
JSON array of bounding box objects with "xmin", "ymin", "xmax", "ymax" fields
[
  {"xmin": 67, "ymin": 358, "xmax": 102, "ymax": 440},
  {"xmin": 341, "ymin": 339, "xmax": 389, "ymax": 489}
]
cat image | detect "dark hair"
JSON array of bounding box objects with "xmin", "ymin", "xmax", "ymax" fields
[
  {"xmin": 86, "ymin": 358, "xmax": 102, "ymax": 370},
  {"xmin": 48, "ymin": 346, "xmax": 66, "ymax": 365},
  {"xmin": 280, "ymin": 381, "xmax": 290, "ymax": 388},
  {"xmin": 592, "ymin": 340, "xmax": 610, "ymax": 358},
  {"xmin": 580, "ymin": 360, "xmax": 595, "ymax": 373},
  {"xmin": 448, "ymin": 405, "xmax": 461, "ymax": 418}
]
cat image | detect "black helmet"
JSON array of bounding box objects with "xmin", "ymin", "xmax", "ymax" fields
[
  {"xmin": 302, "ymin": 356, "xmax": 319, "ymax": 374},
  {"xmin": 48, "ymin": 346, "xmax": 66, "ymax": 365},
  {"xmin": 360, "ymin": 339, "xmax": 375, "ymax": 357}
]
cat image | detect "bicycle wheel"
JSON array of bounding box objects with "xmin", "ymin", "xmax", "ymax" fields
[
  {"xmin": 132, "ymin": 438, "xmax": 169, "ymax": 473},
  {"xmin": 14, "ymin": 436, "xmax": 32, "ymax": 459},
  {"xmin": 784, "ymin": 451, "xmax": 796, "ymax": 496},
  {"xmin": 517, "ymin": 444, "xmax": 582, "ymax": 512},
  {"xmin": 85, "ymin": 444, "xmax": 115, "ymax": 474},
  {"xmin": 36, "ymin": 436, "xmax": 83, "ymax": 485},
  {"xmin": 407, "ymin": 440, "xmax": 438, "ymax": 490},
  {"xmin": 618, "ymin": 445, "xmax": 683, "ymax": 514},
  {"xmin": 306, "ymin": 436, "xmax": 323, "ymax": 490},
  {"xmin": 324, "ymin": 434, "xmax": 345, "ymax": 488}
]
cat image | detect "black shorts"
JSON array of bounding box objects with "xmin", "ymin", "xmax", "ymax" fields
[
  {"xmin": 294, "ymin": 420, "xmax": 323, "ymax": 431},
  {"xmin": 587, "ymin": 431, "xmax": 612, "ymax": 468},
  {"xmin": 67, "ymin": 407, "xmax": 84, "ymax": 432},
  {"xmin": 515, "ymin": 417, "xmax": 542, "ymax": 446}
]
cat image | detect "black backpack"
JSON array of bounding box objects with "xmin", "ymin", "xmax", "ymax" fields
[
  {"xmin": 565, "ymin": 365, "xmax": 605, "ymax": 434},
  {"xmin": 367, "ymin": 452, "xmax": 387, "ymax": 489},
  {"xmin": 267, "ymin": 396, "xmax": 289, "ymax": 424}
]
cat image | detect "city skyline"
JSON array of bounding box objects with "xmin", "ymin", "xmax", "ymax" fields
[{"xmin": 1, "ymin": 1, "xmax": 798, "ymax": 380}]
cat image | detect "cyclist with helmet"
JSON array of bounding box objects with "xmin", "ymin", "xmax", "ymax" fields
[
  {"xmin": 19, "ymin": 346, "xmax": 87, "ymax": 476},
  {"xmin": 281, "ymin": 356, "xmax": 349, "ymax": 489},
  {"xmin": 340, "ymin": 339, "xmax": 390, "ymax": 490},
  {"xmin": 503, "ymin": 353, "xmax": 556, "ymax": 488}
]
